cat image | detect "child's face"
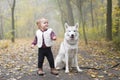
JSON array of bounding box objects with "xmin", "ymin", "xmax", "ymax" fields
[{"xmin": 38, "ymin": 18, "xmax": 48, "ymax": 31}]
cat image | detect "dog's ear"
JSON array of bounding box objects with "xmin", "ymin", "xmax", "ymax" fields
[
  {"xmin": 75, "ymin": 23, "xmax": 79, "ymax": 30},
  {"xmin": 65, "ymin": 23, "xmax": 69, "ymax": 30}
]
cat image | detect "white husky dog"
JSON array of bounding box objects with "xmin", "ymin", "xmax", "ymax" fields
[{"xmin": 55, "ymin": 23, "xmax": 83, "ymax": 73}]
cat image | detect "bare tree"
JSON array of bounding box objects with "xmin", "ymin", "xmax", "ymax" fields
[
  {"xmin": 57, "ymin": 0, "xmax": 67, "ymax": 32},
  {"xmin": 76, "ymin": 0, "xmax": 88, "ymax": 45},
  {"xmin": 57, "ymin": 0, "xmax": 74, "ymax": 31},
  {"xmin": 90, "ymin": 0, "xmax": 94, "ymax": 27},
  {"xmin": 0, "ymin": 8, "xmax": 4, "ymax": 40},
  {"xmin": 106, "ymin": 0, "xmax": 112, "ymax": 41},
  {"xmin": 7, "ymin": 0, "xmax": 16, "ymax": 42},
  {"xmin": 66, "ymin": 0, "xmax": 74, "ymax": 26}
]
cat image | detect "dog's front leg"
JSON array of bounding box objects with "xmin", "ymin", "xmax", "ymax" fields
[
  {"xmin": 75, "ymin": 53, "xmax": 83, "ymax": 72},
  {"xmin": 65, "ymin": 52, "xmax": 69, "ymax": 73}
]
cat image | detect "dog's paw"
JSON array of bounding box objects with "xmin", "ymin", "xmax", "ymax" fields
[
  {"xmin": 78, "ymin": 69, "xmax": 83, "ymax": 72},
  {"xmin": 65, "ymin": 70, "xmax": 69, "ymax": 73},
  {"xmin": 56, "ymin": 67, "xmax": 61, "ymax": 70}
]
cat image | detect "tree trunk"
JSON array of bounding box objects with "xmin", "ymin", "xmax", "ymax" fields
[
  {"xmin": 80, "ymin": 7, "xmax": 88, "ymax": 45},
  {"xmin": 0, "ymin": 7, "xmax": 3, "ymax": 40},
  {"xmin": 90, "ymin": 0, "xmax": 94, "ymax": 27},
  {"xmin": 0, "ymin": 15, "xmax": 3, "ymax": 40},
  {"xmin": 57, "ymin": 0, "xmax": 66, "ymax": 32},
  {"xmin": 11, "ymin": 0, "xmax": 16, "ymax": 42},
  {"xmin": 66, "ymin": 0, "xmax": 74, "ymax": 26},
  {"xmin": 106, "ymin": 0, "xmax": 112, "ymax": 41},
  {"xmin": 76, "ymin": 0, "xmax": 88, "ymax": 45}
]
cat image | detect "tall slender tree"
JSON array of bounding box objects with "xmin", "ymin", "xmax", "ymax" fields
[
  {"xmin": 11, "ymin": 0, "xmax": 16, "ymax": 42},
  {"xmin": 76, "ymin": 0, "xmax": 88, "ymax": 45},
  {"xmin": 106, "ymin": 0, "xmax": 112, "ymax": 41},
  {"xmin": 66, "ymin": 0, "xmax": 74, "ymax": 26},
  {"xmin": 0, "ymin": 8, "xmax": 3, "ymax": 39},
  {"xmin": 90, "ymin": 0, "xmax": 94, "ymax": 27},
  {"xmin": 57, "ymin": 0, "xmax": 67, "ymax": 32}
]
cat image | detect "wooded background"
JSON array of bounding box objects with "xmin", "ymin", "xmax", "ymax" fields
[{"xmin": 0, "ymin": 0, "xmax": 120, "ymax": 47}]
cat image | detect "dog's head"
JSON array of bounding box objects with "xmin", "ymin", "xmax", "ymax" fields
[{"xmin": 64, "ymin": 23, "xmax": 79, "ymax": 43}]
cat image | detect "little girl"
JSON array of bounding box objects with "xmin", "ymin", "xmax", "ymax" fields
[{"xmin": 31, "ymin": 18, "xmax": 58, "ymax": 75}]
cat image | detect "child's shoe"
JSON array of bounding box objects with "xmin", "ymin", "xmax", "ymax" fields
[
  {"xmin": 51, "ymin": 68, "xmax": 59, "ymax": 75},
  {"xmin": 37, "ymin": 69, "xmax": 45, "ymax": 76}
]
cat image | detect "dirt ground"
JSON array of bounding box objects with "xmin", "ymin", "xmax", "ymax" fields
[
  {"xmin": 18, "ymin": 49, "xmax": 120, "ymax": 80},
  {"xmin": 0, "ymin": 39, "xmax": 120, "ymax": 80}
]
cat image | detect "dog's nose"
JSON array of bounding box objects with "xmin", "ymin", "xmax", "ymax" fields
[{"xmin": 71, "ymin": 34, "xmax": 74, "ymax": 38}]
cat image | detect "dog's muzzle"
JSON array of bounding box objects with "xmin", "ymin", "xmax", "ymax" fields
[{"xmin": 70, "ymin": 34, "xmax": 74, "ymax": 39}]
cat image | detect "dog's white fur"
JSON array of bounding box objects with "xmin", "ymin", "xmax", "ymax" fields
[{"xmin": 55, "ymin": 23, "xmax": 82, "ymax": 73}]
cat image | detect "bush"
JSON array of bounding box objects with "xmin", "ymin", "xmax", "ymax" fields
[{"xmin": 112, "ymin": 37, "xmax": 120, "ymax": 50}]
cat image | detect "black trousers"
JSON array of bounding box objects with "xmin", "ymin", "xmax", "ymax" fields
[{"xmin": 38, "ymin": 47, "xmax": 55, "ymax": 69}]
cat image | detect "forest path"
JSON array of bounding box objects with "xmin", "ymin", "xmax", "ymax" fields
[{"xmin": 0, "ymin": 39, "xmax": 120, "ymax": 80}]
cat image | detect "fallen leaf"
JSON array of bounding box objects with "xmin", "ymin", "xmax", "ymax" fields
[
  {"xmin": 98, "ymin": 75, "xmax": 104, "ymax": 78},
  {"xmin": 91, "ymin": 74, "xmax": 96, "ymax": 78}
]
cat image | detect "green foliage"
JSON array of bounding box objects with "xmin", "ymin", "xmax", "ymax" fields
[
  {"xmin": 112, "ymin": 6, "xmax": 120, "ymax": 36},
  {"xmin": 4, "ymin": 31, "xmax": 13, "ymax": 39},
  {"xmin": 79, "ymin": 26, "xmax": 106, "ymax": 40},
  {"xmin": 0, "ymin": 40, "xmax": 9, "ymax": 49},
  {"xmin": 112, "ymin": 36, "xmax": 120, "ymax": 50}
]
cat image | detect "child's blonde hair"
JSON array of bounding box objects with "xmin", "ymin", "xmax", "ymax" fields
[
  {"xmin": 36, "ymin": 18, "xmax": 48, "ymax": 24},
  {"xmin": 36, "ymin": 18, "xmax": 48, "ymax": 29}
]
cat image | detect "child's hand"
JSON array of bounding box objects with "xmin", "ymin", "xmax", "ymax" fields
[
  {"xmin": 52, "ymin": 36, "xmax": 57, "ymax": 40},
  {"xmin": 31, "ymin": 44, "xmax": 35, "ymax": 48}
]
